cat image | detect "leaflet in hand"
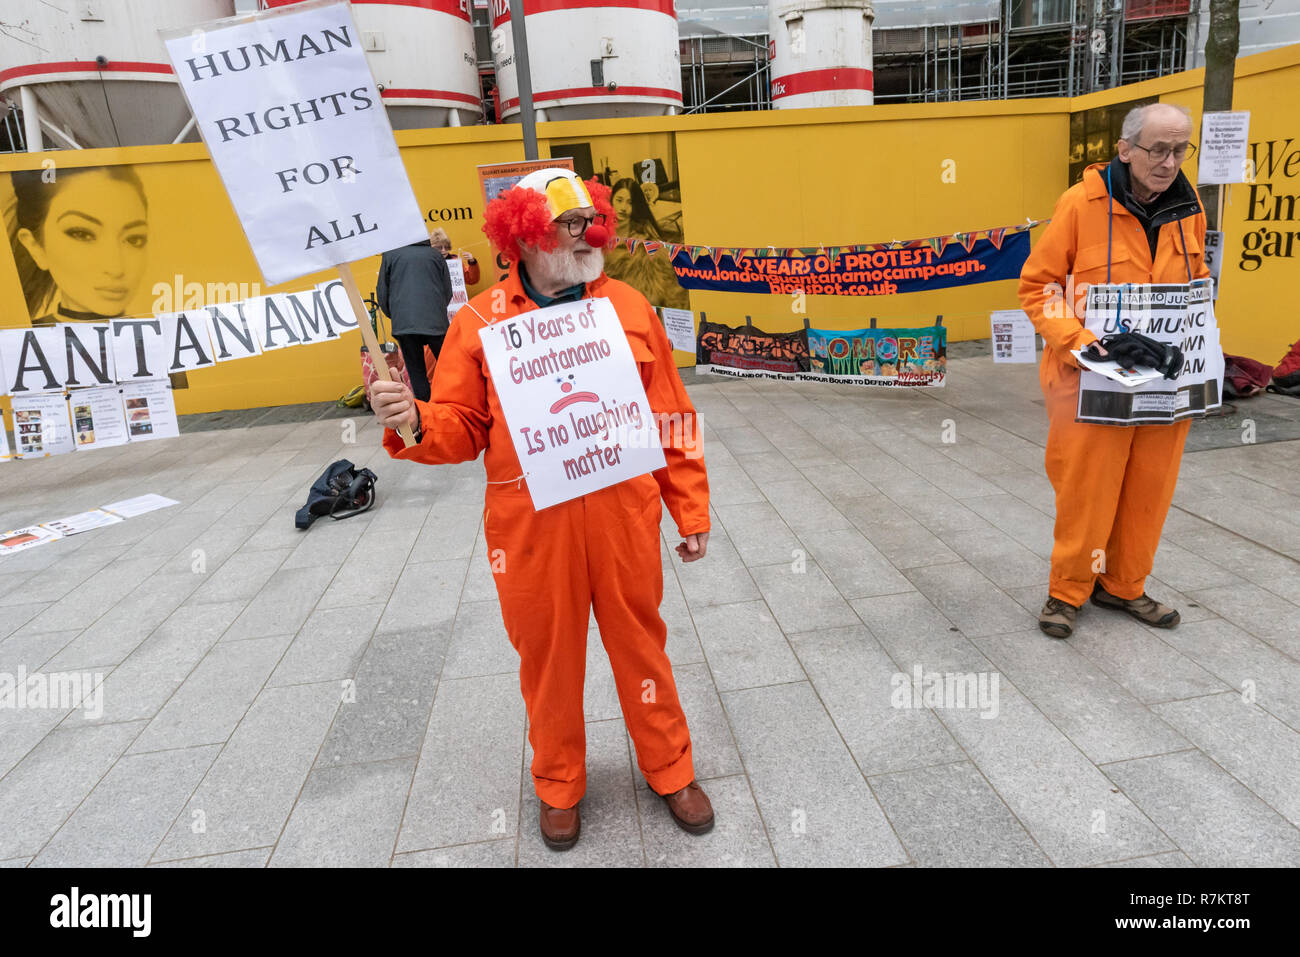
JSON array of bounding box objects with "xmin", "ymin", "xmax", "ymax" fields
[{"xmin": 1070, "ymin": 351, "xmax": 1165, "ymax": 388}]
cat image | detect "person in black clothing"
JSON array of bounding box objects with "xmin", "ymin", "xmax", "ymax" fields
[{"xmin": 376, "ymin": 231, "xmax": 453, "ymax": 402}]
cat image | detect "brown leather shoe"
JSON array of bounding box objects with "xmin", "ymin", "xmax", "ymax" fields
[
  {"xmin": 1038, "ymin": 596, "xmax": 1079, "ymax": 639},
  {"xmin": 1091, "ymin": 584, "xmax": 1180, "ymax": 628},
  {"xmin": 664, "ymin": 781, "xmax": 715, "ymax": 835},
  {"xmin": 539, "ymin": 800, "xmax": 580, "ymax": 851}
]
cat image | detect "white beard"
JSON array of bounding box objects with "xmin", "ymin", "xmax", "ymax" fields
[{"xmin": 526, "ymin": 243, "xmax": 605, "ymax": 289}]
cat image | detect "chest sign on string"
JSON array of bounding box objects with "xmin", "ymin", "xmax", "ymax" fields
[
  {"xmin": 1076, "ymin": 279, "xmax": 1224, "ymax": 425},
  {"xmin": 479, "ymin": 297, "xmax": 667, "ymax": 511}
]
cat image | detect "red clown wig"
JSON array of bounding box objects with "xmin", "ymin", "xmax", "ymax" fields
[{"xmin": 482, "ymin": 175, "xmax": 617, "ymax": 263}]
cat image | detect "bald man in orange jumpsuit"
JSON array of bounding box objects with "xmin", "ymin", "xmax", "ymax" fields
[
  {"xmin": 371, "ymin": 169, "xmax": 714, "ymax": 850},
  {"xmin": 1019, "ymin": 103, "xmax": 1209, "ymax": 639}
]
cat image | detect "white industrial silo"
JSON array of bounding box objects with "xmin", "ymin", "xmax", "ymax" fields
[
  {"xmin": 0, "ymin": 0, "xmax": 235, "ymax": 149},
  {"xmin": 262, "ymin": 0, "xmax": 483, "ymax": 129},
  {"xmin": 490, "ymin": 0, "xmax": 682, "ymax": 121},
  {"xmin": 768, "ymin": 0, "xmax": 875, "ymax": 109}
]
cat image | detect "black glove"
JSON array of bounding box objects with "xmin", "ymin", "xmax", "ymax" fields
[{"xmin": 1082, "ymin": 332, "xmax": 1183, "ymax": 379}]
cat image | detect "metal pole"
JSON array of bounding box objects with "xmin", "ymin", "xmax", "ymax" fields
[
  {"xmin": 508, "ymin": 0, "xmax": 538, "ymax": 160},
  {"xmin": 20, "ymin": 86, "xmax": 44, "ymax": 152}
]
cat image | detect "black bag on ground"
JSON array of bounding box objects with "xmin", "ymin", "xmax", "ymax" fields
[{"xmin": 296, "ymin": 459, "xmax": 378, "ymax": 529}]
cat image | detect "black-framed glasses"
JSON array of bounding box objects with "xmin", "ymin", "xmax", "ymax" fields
[
  {"xmin": 555, "ymin": 213, "xmax": 606, "ymax": 236},
  {"xmin": 1132, "ymin": 141, "xmax": 1197, "ymax": 164}
]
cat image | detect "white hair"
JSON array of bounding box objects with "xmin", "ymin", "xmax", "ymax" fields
[{"xmin": 1119, "ymin": 103, "xmax": 1192, "ymax": 144}]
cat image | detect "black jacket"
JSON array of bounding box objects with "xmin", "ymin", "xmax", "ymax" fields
[
  {"xmin": 1104, "ymin": 155, "xmax": 1203, "ymax": 261},
  {"xmin": 376, "ymin": 240, "xmax": 453, "ymax": 337}
]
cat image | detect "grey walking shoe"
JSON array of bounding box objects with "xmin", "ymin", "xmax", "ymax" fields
[
  {"xmin": 1091, "ymin": 584, "xmax": 1180, "ymax": 628},
  {"xmin": 1038, "ymin": 596, "xmax": 1079, "ymax": 639}
]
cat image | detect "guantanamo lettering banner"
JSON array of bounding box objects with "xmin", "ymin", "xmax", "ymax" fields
[
  {"xmin": 696, "ymin": 319, "xmax": 947, "ymax": 388},
  {"xmin": 1078, "ymin": 280, "xmax": 1223, "ymax": 425},
  {"xmin": 478, "ymin": 298, "xmax": 667, "ymax": 511},
  {"xmin": 671, "ymin": 232, "xmax": 1029, "ymax": 297}
]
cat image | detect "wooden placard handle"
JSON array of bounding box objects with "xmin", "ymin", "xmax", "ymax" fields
[{"xmin": 337, "ymin": 262, "xmax": 415, "ymax": 448}]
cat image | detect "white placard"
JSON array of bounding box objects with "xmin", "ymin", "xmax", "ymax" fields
[
  {"xmin": 478, "ymin": 298, "xmax": 667, "ymax": 511},
  {"xmin": 10, "ymin": 393, "xmax": 74, "ymax": 458},
  {"xmin": 0, "ymin": 327, "xmax": 63, "ymax": 395},
  {"xmin": 202, "ymin": 303, "xmax": 264, "ymax": 362},
  {"xmin": 660, "ymin": 308, "xmax": 696, "ymax": 354},
  {"xmin": 111, "ymin": 318, "xmax": 170, "ymax": 382},
  {"xmin": 164, "ymin": 311, "xmax": 218, "ymax": 373},
  {"xmin": 40, "ymin": 510, "xmax": 124, "ymax": 536},
  {"xmin": 120, "ymin": 381, "xmax": 180, "ymax": 441},
  {"xmin": 1198, "ymin": 111, "xmax": 1250, "ymax": 185},
  {"xmin": 69, "ymin": 386, "xmax": 130, "ymax": 450},
  {"xmin": 0, "ymin": 409, "xmax": 11, "ymax": 461},
  {"xmin": 989, "ymin": 309, "xmax": 1037, "ymax": 363},
  {"xmin": 102, "ymin": 494, "xmax": 180, "ymax": 518},
  {"xmin": 1078, "ymin": 280, "xmax": 1223, "ymax": 424},
  {"xmin": 162, "ymin": 0, "xmax": 428, "ymax": 285},
  {"xmin": 58, "ymin": 323, "xmax": 117, "ymax": 387},
  {"xmin": 0, "ymin": 526, "xmax": 60, "ymax": 558},
  {"xmin": 447, "ymin": 257, "xmax": 468, "ymax": 322},
  {"xmin": 246, "ymin": 294, "xmax": 305, "ymax": 351}
]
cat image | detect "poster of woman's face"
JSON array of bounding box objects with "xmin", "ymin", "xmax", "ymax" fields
[
  {"xmin": 3, "ymin": 165, "xmax": 151, "ymax": 326},
  {"xmin": 547, "ymin": 132, "xmax": 689, "ymax": 312}
]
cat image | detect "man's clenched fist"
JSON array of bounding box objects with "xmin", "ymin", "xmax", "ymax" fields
[{"xmin": 371, "ymin": 379, "xmax": 420, "ymax": 432}]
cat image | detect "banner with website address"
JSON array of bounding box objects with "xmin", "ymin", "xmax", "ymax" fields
[{"xmin": 670, "ymin": 230, "xmax": 1030, "ymax": 297}]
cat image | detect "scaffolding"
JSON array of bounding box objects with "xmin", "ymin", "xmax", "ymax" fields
[{"xmin": 679, "ymin": 32, "xmax": 772, "ymax": 114}]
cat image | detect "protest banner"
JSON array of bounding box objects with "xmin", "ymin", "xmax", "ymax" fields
[
  {"xmin": 695, "ymin": 319, "xmax": 811, "ymax": 378},
  {"xmin": 672, "ymin": 232, "xmax": 1030, "ymax": 297},
  {"xmin": 1078, "ymin": 280, "xmax": 1223, "ymax": 424},
  {"xmin": 806, "ymin": 325, "xmax": 947, "ymax": 387},
  {"xmin": 162, "ymin": 0, "xmax": 424, "ymax": 444},
  {"xmin": 478, "ymin": 298, "xmax": 666, "ymax": 511}
]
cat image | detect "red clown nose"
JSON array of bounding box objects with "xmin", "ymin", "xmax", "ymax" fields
[{"xmin": 584, "ymin": 223, "xmax": 610, "ymax": 247}]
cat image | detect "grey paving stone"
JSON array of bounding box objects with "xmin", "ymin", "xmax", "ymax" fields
[
  {"xmin": 128, "ymin": 635, "xmax": 292, "ymax": 753},
  {"xmin": 869, "ymin": 761, "xmax": 1051, "ymax": 867},
  {"xmin": 0, "ymin": 627, "xmax": 79, "ymax": 673},
  {"xmin": 761, "ymin": 478, "xmax": 850, "ymax": 532},
  {"xmin": 20, "ymin": 554, "xmax": 171, "ymax": 635},
  {"xmin": 375, "ymin": 558, "xmax": 466, "ymax": 636},
  {"xmin": 1151, "ymin": 541, "xmax": 1247, "ymax": 593},
  {"xmin": 0, "ymin": 720, "xmax": 146, "ymax": 859},
  {"xmin": 713, "ymin": 425, "xmax": 779, "ymax": 456},
  {"xmin": 1103, "ymin": 749, "xmax": 1300, "ymax": 867},
  {"xmin": 837, "ymin": 495, "xmax": 962, "ymax": 569},
  {"xmin": 849, "ymin": 592, "xmax": 991, "ymax": 674},
  {"xmin": 789, "ymin": 625, "xmax": 964, "ymax": 776},
  {"xmin": 396, "ymin": 672, "xmax": 524, "ymax": 853},
  {"xmin": 267, "ymin": 603, "xmax": 384, "ymax": 687},
  {"xmin": 406, "ymin": 497, "xmax": 483, "ymax": 563},
  {"xmin": 962, "ymin": 494, "xmax": 1058, "ymax": 559},
  {"xmin": 663, "ymin": 661, "xmax": 743, "ymax": 783},
  {"xmin": 722, "ymin": 681, "xmax": 906, "ymax": 867},
  {"xmin": 0, "ymin": 545, "xmax": 127, "ymax": 606},
  {"xmin": 714, "ymin": 502, "xmax": 803, "ymax": 567},
  {"xmin": 639, "ymin": 774, "xmax": 775, "ymax": 867},
  {"xmin": 733, "ymin": 451, "xmax": 805, "ymax": 486},
  {"xmin": 1152, "ymin": 619, "xmax": 1300, "ymax": 730},
  {"xmin": 147, "ymin": 848, "xmax": 272, "ymax": 868},
  {"xmin": 0, "ymin": 698, "xmax": 82, "ymax": 781},
  {"xmin": 1151, "ymin": 693, "xmax": 1300, "ymax": 827},
  {"xmin": 1092, "ymin": 851, "xmax": 1196, "ymax": 867},
  {"xmin": 518, "ymin": 718, "xmax": 644, "ymax": 867},
  {"xmin": 935, "ymin": 683, "xmax": 1177, "ymax": 866},
  {"xmin": 690, "ymin": 600, "xmax": 804, "ymax": 692},
  {"xmin": 796, "ymin": 462, "xmax": 879, "ymax": 505},
  {"xmin": 315, "ymin": 624, "xmax": 449, "ymax": 768},
  {"xmin": 31, "ymin": 744, "xmax": 221, "ymax": 868},
  {"xmin": 221, "ymin": 565, "xmax": 338, "ymax": 642},
  {"xmin": 750, "ymin": 560, "xmax": 861, "ymax": 634},
  {"xmin": 269, "ymin": 757, "xmax": 416, "ymax": 867},
  {"xmin": 443, "ymin": 599, "xmax": 519, "ymax": 679},
  {"xmin": 939, "ymin": 527, "xmax": 1051, "ymax": 590},
  {"xmin": 673, "ymin": 533, "xmax": 760, "ymax": 609},
  {"xmin": 280, "ymin": 516, "xmax": 369, "ymax": 572},
  {"xmin": 392, "ymin": 840, "xmax": 516, "ymax": 867},
  {"xmin": 1187, "ymin": 582, "xmax": 1300, "ymax": 659},
  {"xmin": 152, "ymin": 682, "xmax": 343, "ymax": 861},
  {"xmin": 794, "ymin": 526, "xmax": 914, "ymax": 600},
  {"xmin": 0, "ymin": 858, "xmax": 31, "ymax": 867},
  {"xmin": 188, "ymin": 547, "xmax": 292, "ymax": 605},
  {"xmin": 60, "ymin": 600, "xmax": 246, "ymax": 728},
  {"xmin": 903, "ymin": 562, "xmax": 1037, "ymax": 638}
]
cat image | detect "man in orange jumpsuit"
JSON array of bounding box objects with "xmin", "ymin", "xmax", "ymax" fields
[
  {"xmin": 371, "ymin": 168, "xmax": 714, "ymax": 849},
  {"xmin": 1019, "ymin": 102, "xmax": 1209, "ymax": 639}
]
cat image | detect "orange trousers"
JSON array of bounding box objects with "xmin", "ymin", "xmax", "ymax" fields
[
  {"xmin": 1043, "ymin": 365, "xmax": 1190, "ymax": 607},
  {"xmin": 482, "ymin": 472, "xmax": 695, "ymax": 809}
]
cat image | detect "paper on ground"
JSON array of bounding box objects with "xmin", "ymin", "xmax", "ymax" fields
[
  {"xmin": 0, "ymin": 526, "xmax": 60, "ymax": 558},
  {"xmin": 40, "ymin": 510, "xmax": 125, "ymax": 536},
  {"xmin": 101, "ymin": 494, "xmax": 180, "ymax": 518}
]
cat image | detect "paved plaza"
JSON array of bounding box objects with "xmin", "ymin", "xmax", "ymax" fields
[{"xmin": 2, "ymin": 344, "xmax": 1299, "ymax": 867}]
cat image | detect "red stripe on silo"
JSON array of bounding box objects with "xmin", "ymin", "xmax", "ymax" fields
[
  {"xmin": 770, "ymin": 68, "xmax": 874, "ymax": 100},
  {"xmin": 0, "ymin": 61, "xmax": 174, "ymax": 86},
  {"xmin": 264, "ymin": 0, "xmax": 472, "ymax": 24},
  {"xmin": 492, "ymin": 0, "xmax": 677, "ymax": 28},
  {"xmin": 501, "ymin": 85, "xmax": 681, "ymax": 111},
  {"xmin": 381, "ymin": 87, "xmax": 483, "ymax": 106}
]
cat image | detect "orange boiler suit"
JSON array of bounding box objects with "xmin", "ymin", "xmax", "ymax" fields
[
  {"xmin": 383, "ymin": 264, "xmax": 710, "ymax": 808},
  {"xmin": 1018, "ymin": 161, "xmax": 1210, "ymax": 608}
]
